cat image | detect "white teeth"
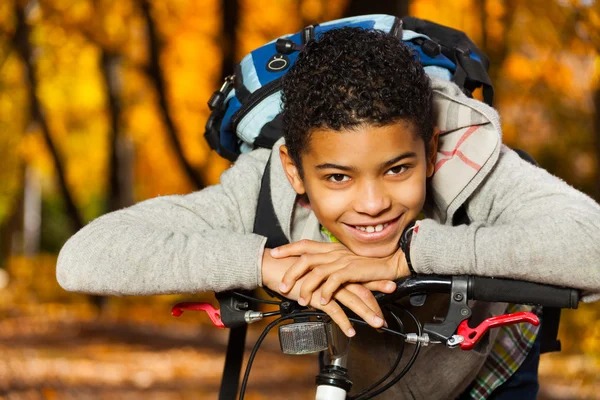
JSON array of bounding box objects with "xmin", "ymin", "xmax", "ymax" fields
[{"xmin": 354, "ymin": 222, "xmax": 390, "ymax": 233}]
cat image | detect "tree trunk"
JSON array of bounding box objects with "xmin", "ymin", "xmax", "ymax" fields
[
  {"xmin": 23, "ymin": 165, "xmax": 41, "ymax": 256},
  {"xmin": 343, "ymin": 0, "xmax": 409, "ymax": 18},
  {"xmin": 221, "ymin": 0, "xmax": 238, "ymax": 81},
  {"xmin": 13, "ymin": 2, "xmax": 84, "ymax": 232},
  {"xmin": 479, "ymin": 0, "xmax": 518, "ymax": 88},
  {"xmin": 101, "ymin": 51, "xmax": 134, "ymax": 211},
  {"xmin": 594, "ymin": 88, "xmax": 600, "ymax": 202},
  {"xmin": 140, "ymin": 0, "xmax": 205, "ymax": 190}
]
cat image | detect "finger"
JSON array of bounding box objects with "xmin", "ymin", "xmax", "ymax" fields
[
  {"xmin": 334, "ymin": 288, "xmax": 385, "ymax": 329},
  {"xmin": 280, "ymin": 253, "xmax": 339, "ymax": 293},
  {"xmin": 345, "ymin": 284, "xmax": 385, "ymax": 320},
  {"xmin": 271, "ymin": 239, "xmax": 343, "ymax": 258},
  {"xmin": 298, "ymin": 262, "xmax": 349, "ymax": 305},
  {"xmin": 363, "ymin": 280, "xmax": 397, "ymax": 293},
  {"xmin": 320, "ymin": 262, "xmax": 397, "ymax": 303},
  {"xmin": 315, "ymin": 297, "xmax": 355, "ymax": 337}
]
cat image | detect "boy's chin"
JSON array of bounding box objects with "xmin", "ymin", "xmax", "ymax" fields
[{"xmin": 347, "ymin": 242, "xmax": 398, "ymax": 259}]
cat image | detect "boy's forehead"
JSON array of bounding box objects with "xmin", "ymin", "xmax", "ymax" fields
[
  {"xmin": 304, "ymin": 121, "xmax": 421, "ymax": 155},
  {"xmin": 300, "ymin": 120, "xmax": 425, "ymax": 169}
]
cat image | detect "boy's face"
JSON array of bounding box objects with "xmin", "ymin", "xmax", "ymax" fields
[{"xmin": 281, "ymin": 121, "xmax": 438, "ymax": 258}]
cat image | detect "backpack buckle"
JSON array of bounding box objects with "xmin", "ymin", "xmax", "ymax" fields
[{"xmin": 208, "ymin": 75, "xmax": 234, "ymax": 111}]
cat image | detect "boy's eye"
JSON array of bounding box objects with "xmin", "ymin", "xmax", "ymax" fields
[
  {"xmin": 386, "ymin": 165, "xmax": 408, "ymax": 175},
  {"xmin": 327, "ymin": 174, "xmax": 350, "ymax": 183}
]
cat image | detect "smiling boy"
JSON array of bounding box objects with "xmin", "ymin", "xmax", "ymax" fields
[{"xmin": 57, "ymin": 27, "xmax": 600, "ymax": 399}]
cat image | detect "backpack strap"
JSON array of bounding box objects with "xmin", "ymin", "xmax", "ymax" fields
[
  {"xmin": 253, "ymin": 158, "xmax": 290, "ymax": 248},
  {"xmin": 452, "ymin": 148, "xmax": 562, "ymax": 354},
  {"xmin": 402, "ymin": 16, "xmax": 494, "ymax": 106}
]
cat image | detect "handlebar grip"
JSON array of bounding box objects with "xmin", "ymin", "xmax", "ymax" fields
[{"xmin": 468, "ymin": 277, "xmax": 579, "ymax": 309}]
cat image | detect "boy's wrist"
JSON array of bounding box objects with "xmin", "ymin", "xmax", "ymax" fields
[
  {"xmin": 261, "ymin": 249, "xmax": 278, "ymax": 290},
  {"xmin": 399, "ymin": 221, "xmax": 417, "ymax": 275}
]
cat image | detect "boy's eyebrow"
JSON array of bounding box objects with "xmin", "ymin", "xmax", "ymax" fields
[
  {"xmin": 378, "ymin": 152, "xmax": 418, "ymax": 169},
  {"xmin": 315, "ymin": 152, "xmax": 418, "ymax": 172},
  {"xmin": 315, "ymin": 163, "xmax": 356, "ymax": 172}
]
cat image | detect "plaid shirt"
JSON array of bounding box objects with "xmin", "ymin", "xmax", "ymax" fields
[{"xmin": 467, "ymin": 303, "xmax": 541, "ymax": 399}]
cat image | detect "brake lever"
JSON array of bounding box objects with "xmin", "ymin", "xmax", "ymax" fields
[
  {"xmin": 457, "ymin": 311, "xmax": 540, "ymax": 350},
  {"xmin": 171, "ymin": 302, "xmax": 226, "ymax": 328}
]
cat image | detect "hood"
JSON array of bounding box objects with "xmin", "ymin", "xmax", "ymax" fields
[{"xmin": 428, "ymin": 77, "xmax": 502, "ymax": 224}]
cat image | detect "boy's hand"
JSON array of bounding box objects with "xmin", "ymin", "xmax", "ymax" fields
[
  {"xmin": 262, "ymin": 248, "xmax": 391, "ymax": 337},
  {"xmin": 271, "ymin": 240, "xmax": 410, "ymax": 306}
]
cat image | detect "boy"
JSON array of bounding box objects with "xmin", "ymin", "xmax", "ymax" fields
[{"xmin": 57, "ymin": 28, "xmax": 600, "ymax": 399}]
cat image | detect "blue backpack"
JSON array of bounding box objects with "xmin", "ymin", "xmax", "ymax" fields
[{"xmin": 204, "ymin": 15, "xmax": 494, "ymax": 162}]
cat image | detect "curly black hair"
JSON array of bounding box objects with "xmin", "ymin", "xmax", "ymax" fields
[{"xmin": 281, "ymin": 27, "xmax": 434, "ymax": 173}]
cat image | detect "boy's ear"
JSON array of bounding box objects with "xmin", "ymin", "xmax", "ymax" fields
[
  {"xmin": 426, "ymin": 126, "xmax": 440, "ymax": 178},
  {"xmin": 279, "ymin": 145, "xmax": 306, "ymax": 195}
]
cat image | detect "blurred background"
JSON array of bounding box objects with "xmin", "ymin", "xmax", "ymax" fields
[{"xmin": 0, "ymin": 0, "xmax": 599, "ymax": 399}]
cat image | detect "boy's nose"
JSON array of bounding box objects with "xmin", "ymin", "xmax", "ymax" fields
[{"xmin": 354, "ymin": 182, "xmax": 392, "ymax": 216}]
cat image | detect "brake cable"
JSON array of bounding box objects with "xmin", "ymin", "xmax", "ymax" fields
[
  {"xmin": 355, "ymin": 306, "xmax": 423, "ymax": 400},
  {"xmin": 349, "ymin": 309, "xmax": 405, "ymax": 399}
]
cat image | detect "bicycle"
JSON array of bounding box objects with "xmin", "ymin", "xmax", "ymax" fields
[{"xmin": 171, "ymin": 275, "xmax": 579, "ymax": 400}]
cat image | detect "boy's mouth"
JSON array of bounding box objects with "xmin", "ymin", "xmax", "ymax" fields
[{"xmin": 343, "ymin": 216, "xmax": 402, "ymax": 242}]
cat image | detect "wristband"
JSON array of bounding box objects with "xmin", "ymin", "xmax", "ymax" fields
[{"xmin": 399, "ymin": 221, "xmax": 416, "ymax": 275}]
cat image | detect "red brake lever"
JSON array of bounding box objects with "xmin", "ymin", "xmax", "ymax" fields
[
  {"xmin": 171, "ymin": 302, "xmax": 226, "ymax": 328},
  {"xmin": 458, "ymin": 311, "xmax": 539, "ymax": 350}
]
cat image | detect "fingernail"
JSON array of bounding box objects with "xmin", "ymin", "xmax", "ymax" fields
[
  {"xmin": 373, "ymin": 316, "xmax": 384, "ymax": 327},
  {"xmin": 320, "ymin": 297, "xmax": 328, "ymax": 305},
  {"xmin": 297, "ymin": 297, "xmax": 307, "ymax": 306},
  {"xmin": 347, "ymin": 328, "xmax": 356, "ymax": 337},
  {"xmin": 279, "ymin": 282, "xmax": 288, "ymax": 292},
  {"xmin": 270, "ymin": 248, "xmax": 279, "ymax": 256},
  {"xmin": 383, "ymin": 320, "xmax": 388, "ymax": 328},
  {"xmin": 386, "ymin": 282, "xmax": 396, "ymax": 292}
]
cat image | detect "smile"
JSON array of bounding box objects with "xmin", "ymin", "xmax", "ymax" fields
[{"xmin": 343, "ymin": 216, "xmax": 402, "ymax": 242}]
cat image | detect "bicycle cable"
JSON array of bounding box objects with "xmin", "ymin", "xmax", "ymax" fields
[
  {"xmin": 348, "ymin": 308, "xmax": 405, "ymax": 399},
  {"xmin": 232, "ymin": 291, "xmax": 282, "ymax": 305},
  {"xmin": 355, "ymin": 306, "xmax": 423, "ymax": 400}
]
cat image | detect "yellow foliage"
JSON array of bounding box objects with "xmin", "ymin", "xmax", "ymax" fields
[
  {"xmin": 504, "ymin": 53, "xmax": 540, "ymax": 83},
  {"xmin": 301, "ymin": 0, "xmax": 324, "ymax": 22},
  {"xmin": 412, "ymin": 0, "xmax": 482, "ymax": 43}
]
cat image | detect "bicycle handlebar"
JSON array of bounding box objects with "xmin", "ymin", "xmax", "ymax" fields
[
  {"xmin": 468, "ymin": 276, "xmax": 579, "ymax": 308},
  {"xmin": 373, "ymin": 275, "xmax": 579, "ymax": 309}
]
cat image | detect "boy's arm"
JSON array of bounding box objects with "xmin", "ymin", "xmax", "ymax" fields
[
  {"xmin": 56, "ymin": 150, "xmax": 270, "ymax": 295},
  {"xmin": 410, "ymin": 146, "xmax": 600, "ymax": 302}
]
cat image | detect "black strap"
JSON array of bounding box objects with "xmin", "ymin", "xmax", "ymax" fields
[
  {"xmin": 453, "ymin": 50, "xmax": 494, "ymax": 106},
  {"xmin": 401, "ymin": 16, "xmax": 494, "ymax": 106},
  {"xmin": 539, "ymin": 307, "xmax": 562, "ymax": 353},
  {"xmin": 219, "ymin": 324, "xmax": 247, "ymax": 400},
  {"xmin": 253, "ymin": 158, "xmax": 290, "ymax": 248}
]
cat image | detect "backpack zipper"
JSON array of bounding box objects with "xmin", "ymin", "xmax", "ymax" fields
[{"xmin": 231, "ymin": 78, "xmax": 283, "ymax": 133}]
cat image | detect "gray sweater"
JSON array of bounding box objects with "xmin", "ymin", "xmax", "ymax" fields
[{"xmin": 56, "ymin": 78, "xmax": 600, "ymax": 399}]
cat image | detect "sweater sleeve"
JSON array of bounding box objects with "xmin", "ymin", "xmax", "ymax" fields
[
  {"xmin": 56, "ymin": 149, "xmax": 271, "ymax": 295},
  {"xmin": 410, "ymin": 146, "xmax": 600, "ymax": 303}
]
